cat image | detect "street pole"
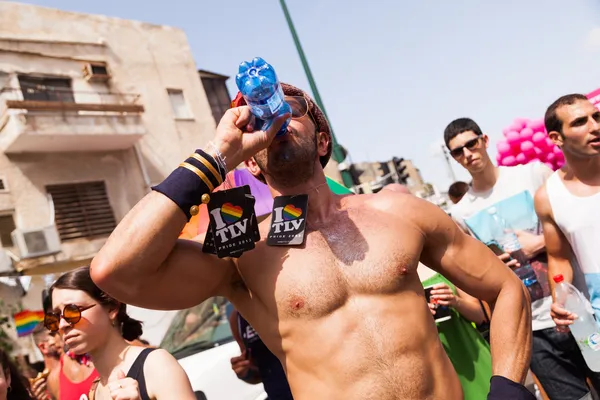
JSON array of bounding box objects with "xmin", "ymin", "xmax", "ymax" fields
[
  {"xmin": 441, "ymin": 144, "xmax": 457, "ymax": 182},
  {"xmin": 279, "ymin": 0, "xmax": 355, "ymax": 189}
]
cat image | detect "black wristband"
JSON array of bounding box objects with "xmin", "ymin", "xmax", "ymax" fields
[
  {"xmin": 151, "ymin": 150, "xmax": 227, "ymax": 220},
  {"xmin": 152, "ymin": 166, "xmax": 212, "ymax": 221},
  {"xmin": 487, "ymin": 376, "xmax": 535, "ymax": 400},
  {"xmin": 195, "ymin": 149, "xmax": 225, "ymax": 181}
]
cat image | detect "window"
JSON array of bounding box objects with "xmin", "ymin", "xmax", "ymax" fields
[
  {"xmin": 18, "ymin": 75, "xmax": 74, "ymax": 103},
  {"xmin": 201, "ymin": 77, "xmax": 231, "ymax": 123},
  {"xmin": 0, "ymin": 214, "xmax": 16, "ymax": 247},
  {"xmin": 161, "ymin": 296, "xmax": 234, "ymax": 360},
  {"xmin": 167, "ymin": 89, "xmax": 192, "ymax": 119},
  {"xmin": 46, "ymin": 182, "xmax": 117, "ymax": 241}
]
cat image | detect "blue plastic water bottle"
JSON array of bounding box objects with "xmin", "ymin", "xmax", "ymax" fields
[{"xmin": 235, "ymin": 57, "xmax": 291, "ymax": 136}]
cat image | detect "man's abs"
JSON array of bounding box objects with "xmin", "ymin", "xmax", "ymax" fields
[{"xmin": 277, "ymin": 293, "xmax": 463, "ymax": 400}]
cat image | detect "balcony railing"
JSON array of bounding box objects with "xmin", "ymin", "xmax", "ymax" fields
[
  {"xmin": 0, "ymin": 86, "xmax": 146, "ymax": 153},
  {"xmin": 0, "ymin": 87, "xmax": 144, "ymax": 116}
]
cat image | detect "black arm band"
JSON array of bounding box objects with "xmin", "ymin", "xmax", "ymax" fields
[
  {"xmin": 151, "ymin": 150, "xmax": 225, "ymax": 220},
  {"xmin": 195, "ymin": 149, "xmax": 225, "ymax": 181},
  {"xmin": 152, "ymin": 167, "xmax": 211, "ymax": 220},
  {"xmin": 487, "ymin": 376, "xmax": 535, "ymax": 400}
]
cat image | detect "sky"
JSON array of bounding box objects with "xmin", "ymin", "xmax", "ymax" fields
[{"xmin": 15, "ymin": 0, "xmax": 600, "ymax": 190}]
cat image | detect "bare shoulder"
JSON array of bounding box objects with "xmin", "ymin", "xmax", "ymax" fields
[
  {"xmin": 144, "ymin": 348, "xmax": 195, "ymax": 398},
  {"xmin": 364, "ymin": 191, "xmax": 441, "ymax": 218},
  {"xmin": 144, "ymin": 348, "xmax": 186, "ymax": 379},
  {"xmin": 145, "ymin": 347, "xmax": 177, "ymax": 364},
  {"xmin": 533, "ymin": 183, "xmax": 552, "ymax": 218}
]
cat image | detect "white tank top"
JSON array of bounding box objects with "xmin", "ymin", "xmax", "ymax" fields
[{"xmin": 545, "ymin": 172, "xmax": 600, "ymax": 274}]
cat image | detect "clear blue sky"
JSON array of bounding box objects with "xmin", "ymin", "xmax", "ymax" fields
[{"xmin": 17, "ymin": 0, "xmax": 600, "ymax": 189}]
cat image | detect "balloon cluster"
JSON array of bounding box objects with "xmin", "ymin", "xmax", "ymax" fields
[{"xmin": 495, "ymin": 118, "xmax": 564, "ymax": 171}]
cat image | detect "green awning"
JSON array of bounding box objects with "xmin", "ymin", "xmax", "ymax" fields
[{"xmin": 326, "ymin": 176, "xmax": 353, "ymax": 194}]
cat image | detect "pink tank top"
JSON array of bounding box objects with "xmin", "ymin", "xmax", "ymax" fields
[{"xmin": 59, "ymin": 356, "xmax": 100, "ymax": 400}]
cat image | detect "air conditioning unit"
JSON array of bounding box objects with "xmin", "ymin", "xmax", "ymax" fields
[
  {"xmin": 82, "ymin": 62, "xmax": 110, "ymax": 82},
  {"xmin": 11, "ymin": 225, "xmax": 61, "ymax": 259},
  {"xmin": 0, "ymin": 249, "xmax": 12, "ymax": 274}
]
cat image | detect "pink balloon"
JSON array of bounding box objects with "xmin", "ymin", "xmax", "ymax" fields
[
  {"xmin": 544, "ymin": 162, "xmax": 555, "ymax": 170},
  {"xmin": 531, "ymin": 119, "xmax": 545, "ymax": 132},
  {"xmin": 545, "ymin": 152, "xmax": 556, "ymax": 163},
  {"xmin": 554, "ymin": 148, "xmax": 565, "ymax": 161},
  {"xmin": 534, "ymin": 147, "xmax": 543, "ymax": 157},
  {"xmin": 532, "ymin": 132, "xmax": 547, "ymax": 148},
  {"xmin": 502, "ymin": 127, "xmax": 512, "ymax": 136},
  {"xmin": 513, "ymin": 118, "xmax": 528, "ymax": 130},
  {"xmin": 506, "ymin": 131, "xmax": 522, "ymax": 148},
  {"xmin": 521, "ymin": 140, "xmax": 535, "ymax": 154},
  {"xmin": 520, "ymin": 128, "xmax": 534, "ymax": 142},
  {"xmin": 546, "ymin": 138, "xmax": 554, "ymax": 148},
  {"xmin": 515, "ymin": 153, "xmax": 528, "ymax": 164},
  {"xmin": 508, "ymin": 123, "xmax": 522, "ymax": 132},
  {"xmin": 556, "ymin": 160, "xmax": 565, "ymax": 169},
  {"xmin": 502, "ymin": 155, "xmax": 517, "ymax": 166},
  {"xmin": 496, "ymin": 140, "xmax": 512, "ymax": 156}
]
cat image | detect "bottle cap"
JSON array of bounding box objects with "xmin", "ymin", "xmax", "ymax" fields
[{"xmin": 553, "ymin": 274, "xmax": 564, "ymax": 283}]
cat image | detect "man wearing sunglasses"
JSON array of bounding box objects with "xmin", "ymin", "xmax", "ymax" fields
[
  {"xmin": 92, "ymin": 83, "xmax": 535, "ymax": 399},
  {"xmin": 444, "ymin": 117, "xmax": 599, "ymax": 399}
]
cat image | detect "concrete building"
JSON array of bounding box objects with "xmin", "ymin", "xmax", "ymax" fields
[
  {"xmin": 351, "ymin": 158, "xmax": 427, "ymax": 195},
  {"xmin": 0, "ymin": 1, "xmax": 223, "ymax": 353}
]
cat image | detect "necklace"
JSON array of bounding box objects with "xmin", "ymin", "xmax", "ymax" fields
[{"xmin": 66, "ymin": 350, "xmax": 92, "ymax": 366}]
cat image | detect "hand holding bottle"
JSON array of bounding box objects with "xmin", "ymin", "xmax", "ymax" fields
[
  {"xmin": 211, "ymin": 106, "xmax": 291, "ymax": 171},
  {"xmin": 551, "ymin": 301, "xmax": 576, "ymax": 332}
]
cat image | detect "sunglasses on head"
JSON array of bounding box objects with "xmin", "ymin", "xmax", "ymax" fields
[
  {"xmin": 449, "ymin": 136, "xmax": 481, "ymax": 158},
  {"xmin": 44, "ymin": 304, "xmax": 96, "ymax": 333}
]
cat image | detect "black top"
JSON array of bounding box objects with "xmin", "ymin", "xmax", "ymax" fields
[
  {"xmin": 238, "ymin": 313, "xmax": 294, "ymax": 399},
  {"xmin": 127, "ymin": 348, "xmax": 157, "ymax": 400}
]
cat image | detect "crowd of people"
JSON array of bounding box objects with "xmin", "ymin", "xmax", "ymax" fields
[{"xmin": 0, "ymin": 84, "xmax": 598, "ymax": 400}]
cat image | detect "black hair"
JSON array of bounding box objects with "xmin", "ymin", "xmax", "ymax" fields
[
  {"xmin": 443, "ymin": 118, "xmax": 483, "ymax": 148},
  {"xmin": 0, "ymin": 348, "xmax": 32, "ymax": 400},
  {"xmin": 544, "ymin": 93, "xmax": 589, "ymax": 135},
  {"xmin": 49, "ymin": 266, "xmax": 143, "ymax": 341},
  {"xmin": 448, "ymin": 181, "xmax": 470, "ymax": 201}
]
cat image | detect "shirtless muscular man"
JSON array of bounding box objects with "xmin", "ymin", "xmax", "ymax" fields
[{"xmin": 90, "ymin": 83, "xmax": 534, "ymax": 400}]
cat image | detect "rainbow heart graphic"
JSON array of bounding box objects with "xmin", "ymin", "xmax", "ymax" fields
[
  {"xmin": 221, "ymin": 203, "xmax": 243, "ymax": 224},
  {"xmin": 283, "ymin": 204, "xmax": 303, "ymax": 221}
]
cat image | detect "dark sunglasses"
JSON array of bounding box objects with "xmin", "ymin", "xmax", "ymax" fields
[
  {"xmin": 449, "ymin": 137, "xmax": 481, "ymax": 158},
  {"xmin": 44, "ymin": 304, "xmax": 96, "ymax": 333}
]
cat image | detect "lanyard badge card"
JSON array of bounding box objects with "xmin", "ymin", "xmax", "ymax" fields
[
  {"xmin": 266, "ymin": 194, "xmax": 309, "ymax": 246},
  {"xmin": 203, "ymin": 186, "xmax": 257, "ymax": 258}
]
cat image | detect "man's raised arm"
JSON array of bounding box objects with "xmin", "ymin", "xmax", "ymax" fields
[
  {"xmin": 400, "ymin": 195, "xmax": 532, "ymax": 395},
  {"xmin": 90, "ymin": 107, "xmax": 289, "ymax": 310}
]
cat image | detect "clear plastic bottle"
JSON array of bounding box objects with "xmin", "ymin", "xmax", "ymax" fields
[
  {"xmin": 554, "ymin": 274, "xmax": 600, "ymax": 371},
  {"xmin": 487, "ymin": 207, "xmax": 544, "ymax": 302},
  {"xmin": 235, "ymin": 57, "xmax": 291, "ymax": 136}
]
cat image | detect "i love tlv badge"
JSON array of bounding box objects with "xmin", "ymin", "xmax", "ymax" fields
[
  {"xmin": 207, "ymin": 186, "xmax": 255, "ymax": 258},
  {"xmin": 267, "ymin": 195, "xmax": 308, "ymax": 246}
]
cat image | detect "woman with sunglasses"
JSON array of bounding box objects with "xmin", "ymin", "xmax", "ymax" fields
[
  {"xmin": 0, "ymin": 348, "xmax": 33, "ymax": 400},
  {"xmin": 46, "ymin": 266, "xmax": 195, "ymax": 400}
]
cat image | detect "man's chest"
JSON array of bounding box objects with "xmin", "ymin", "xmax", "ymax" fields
[{"xmin": 235, "ymin": 214, "xmax": 423, "ymax": 320}]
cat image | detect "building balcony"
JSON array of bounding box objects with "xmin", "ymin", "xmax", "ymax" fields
[{"xmin": 0, "ymin": 88, "xmax": 146, "ymax": 153}]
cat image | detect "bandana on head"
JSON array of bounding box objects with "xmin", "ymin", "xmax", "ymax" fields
[{"xmin": 230, "ymin": 83, "xmax": 333, "ymax": 168}]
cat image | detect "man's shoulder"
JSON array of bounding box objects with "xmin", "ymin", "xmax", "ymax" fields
[
  {"xmin": 504, "ymin": 161, "xmax": 552, "ymax": 181},
  {"xmin": 363, "ymin": 190, "xmax": 424, "ymax": 210}
]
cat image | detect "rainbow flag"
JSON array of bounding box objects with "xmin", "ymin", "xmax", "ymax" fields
[{"xmin": 13, "ymin": 310, "xmax": 44, "ymax": 337}]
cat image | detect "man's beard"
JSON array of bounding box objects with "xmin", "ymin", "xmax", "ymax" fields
[{"xmin": 254, "ymin": 131, "xmax": 318, "ymax": 188}]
